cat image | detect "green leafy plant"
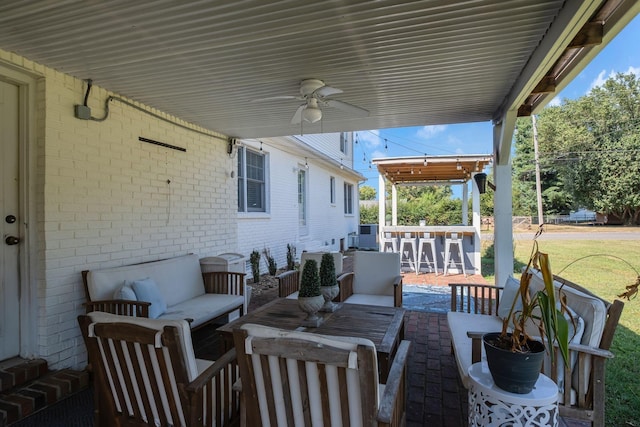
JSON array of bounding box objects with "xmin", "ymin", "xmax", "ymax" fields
[
  {"xmin": 299, "ymin": 259, "xmax": 321, "ymax": 298},
  {"xmin": 319, "ymin": 253, "xmax": 337, "ymax": 287},
  {"xmin": 499, "ymin": 226, "xmax": 570, "ymax": 367},
  {"xmin": 249, "ymin": 250, "xmax": 261, "ymax": 283},
  {"xmin": 262, "ymin": 248, "xmax": 277, "ymax": 276},
  {"xmin": 286, "ymin": 244, "xmax": 296, "ymax": 271}
]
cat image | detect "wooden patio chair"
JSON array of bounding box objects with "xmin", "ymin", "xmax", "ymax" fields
[
  {"xmin": 233, "ymin": 323, "xmax": 411, "ymax": 427},
  {"xmin": 337, "ymin": 251, "xmax": 403, "ymax": 307},
  {"xmin": 78, "ymin": 311, "xmax": 240, "ymax": 427}
]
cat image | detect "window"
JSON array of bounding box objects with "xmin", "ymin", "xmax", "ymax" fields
[
  {"xmin": 340, "ymin": 132, "xmax": 348, "ymax": 154},
  {"xmin": 237, "ymin": 147, "xmax": 266, "ymax": 212},
  {"xmin": 344, "ymin": 182, "xmax": 354, "ymax": 215},
  {"xmin": 298, "ymin": 168, "xmax": 307, "ymax": 226},
  {"xmin": 330, "ymin": 176, "xmax": 336, "ymax": 204}
]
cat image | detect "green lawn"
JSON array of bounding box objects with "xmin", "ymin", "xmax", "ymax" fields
[{"xmin": 484, "ymin": 238, "xmax": 640, "ymax": 426}]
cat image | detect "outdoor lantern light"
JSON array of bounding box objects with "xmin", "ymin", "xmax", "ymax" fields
[{"xmin": 474, "ymin": 173, "xmax": 487, "ymax": 194}]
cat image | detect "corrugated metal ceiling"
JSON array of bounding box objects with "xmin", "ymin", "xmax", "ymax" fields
[{"xmin": 0, "ymin": 0, "xmax": 636, "ymax": 139}]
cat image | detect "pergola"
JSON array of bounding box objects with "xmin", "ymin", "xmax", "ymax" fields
[{"xmin": 372, "ymin": 154, "xmax": 493, "ymax": 274}]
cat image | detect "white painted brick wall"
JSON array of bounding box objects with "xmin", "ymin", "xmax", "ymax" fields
[{"xmin": 1, "ymin": 50, "xmax": 238, "ymax": 369}]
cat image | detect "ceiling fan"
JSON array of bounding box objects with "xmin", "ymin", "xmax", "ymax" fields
[{"xmin": 252, "ymin": 79, "xmax": 369, "ymax": 124}]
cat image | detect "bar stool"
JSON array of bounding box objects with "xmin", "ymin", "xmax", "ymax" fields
[
  {"xmin": 416, "ymin": 232, "xmax": 438, "ymax": 275},
  {"xmin": 399, "ymin": 232, "xmax": 417, "ymax": 272},
  {"xmin": 444, "ymin": 232, "xmax": 466, "ymax": 276},
  {"xmin": 380, "ymin": 232, "xmax": 398, "ymax": 253}
]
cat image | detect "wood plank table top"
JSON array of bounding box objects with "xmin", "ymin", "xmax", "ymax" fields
[{"xmin": 218, "ymin": 298, "xmax": 406, "ymax": 382}]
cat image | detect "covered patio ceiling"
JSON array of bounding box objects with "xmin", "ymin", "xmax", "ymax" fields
[
  {"xmin": 0, "ymin": 1, "xmax": 637, "ymax": 144},
  {"xmin": 372, "ymin": 155, "xmax": 493, "ymax": 185}
]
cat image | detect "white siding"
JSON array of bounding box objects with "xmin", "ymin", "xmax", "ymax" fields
[{"xmin": 237, "ymin": 135, "xmax": 360, "ymax": 279}]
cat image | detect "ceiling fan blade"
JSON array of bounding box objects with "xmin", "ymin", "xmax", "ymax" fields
[
  {"xmin": 251, "ymin": 95, "xmax": 299, "ymax": 103},
  {"xmin": 291, "ymin": 104, "xmax": 305, "ymax": 124},
  {"xmin": 315, "ymin": 86, "xmax": 343, "ymax": 98},
  {"xmin": 325, "ymin": 99, "xmax": 369, "ymax": 117}
]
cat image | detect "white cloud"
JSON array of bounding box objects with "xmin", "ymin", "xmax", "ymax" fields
[
  {"xmin": 356, "ymin": 130, "xmax": 381, "ymax": 148},
  {"xmin": 371, "ymin": 149, "xmax": 387, "ymax": 159},
  {"xmin": 416, "ymin": 125, "xmax": 447, "ymax": 139},
  {"xmin": 548, "ymin": 96, "xmax": 561, "ymax": 107},
  {"xmin": 626, "ymin": 65, "xmax": 640, "ymax": 77},
  {"xmin": 589, "ymin": 70, "xmax": 609, "ymax": 91}
]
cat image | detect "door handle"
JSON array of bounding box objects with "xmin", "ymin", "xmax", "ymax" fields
[{"xmin": 5, "ymin": 236, "xmax": 20, "ymax": 245}]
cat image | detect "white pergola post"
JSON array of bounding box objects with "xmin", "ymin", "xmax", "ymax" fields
[
  {"xmin": 378, "ymin": 174, "xmax": 386, "ymax": 250},
  {"xmin": 391, "ymin": 184, "xmax": 398, "ymax": 225},
  {"xmin": 462, "ymin": 181, "xmax": 469, "ymax": 225},
  {"xmin": 471, "ymin": 175, "xmax": 481, "ymax": 275},
  {"xmin": 493, "ymin": 161, "xmax": 514, "ymax": 287}
]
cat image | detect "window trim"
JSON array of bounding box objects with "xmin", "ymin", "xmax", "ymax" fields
[
  {"xmin": 344, "ymin": 182, "xmax": 354, "ymax": 215},
  {"xmin": 330, "ymin": 176, "xmax": 336, "ymax": 205},
  {"xmin": 237, "ymin": 146, "xmax": 268, "ymax": 213}
]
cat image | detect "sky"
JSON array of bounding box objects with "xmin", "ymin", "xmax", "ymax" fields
[{"xmin": 354, "ymin": 14, "xmax": 640, "ymax": 199}]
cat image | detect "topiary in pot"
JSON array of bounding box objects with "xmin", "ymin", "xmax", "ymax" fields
[
  {"xmin": 319, "ymin": 253, "xmax": 340, "ymax": 312},
  {"xmin": 298, "ymin": 259, "xmax": 324, "ymax": 327}
]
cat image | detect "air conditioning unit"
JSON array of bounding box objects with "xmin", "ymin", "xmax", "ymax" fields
[
  {"xmin": 348, "ymin": 233, "xmax": 359, "ymax": 249},
  {"xmin": 358, "ymin": 224, "xmax": 378, "ymax": 249}
]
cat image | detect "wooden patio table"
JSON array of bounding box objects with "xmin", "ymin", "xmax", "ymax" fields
[{"xmin": 218, "ymin": 297, "xmax": 406, "ymax": 382}]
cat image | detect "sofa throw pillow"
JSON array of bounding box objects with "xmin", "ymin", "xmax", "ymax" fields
[
  {"xmin": 113, "ymin": 280, "xmax": 137, "ymax": 301},
  {"xmin": 497, "ymin": 275, "xmax": 522, "ymax": 321},
  {"xmin": 132, "ymin": 277, "xmax": 167, "ymax": 319}
]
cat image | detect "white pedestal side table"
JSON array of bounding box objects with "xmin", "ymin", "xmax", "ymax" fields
[{"xmin": 468, "ymin": 362, "xmax": 558, "ymax": 427}]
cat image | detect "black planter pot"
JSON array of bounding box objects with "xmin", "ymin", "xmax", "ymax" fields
[{"xmin": 482, "ymin": 332, "xmax": 545, "ymax": 394}]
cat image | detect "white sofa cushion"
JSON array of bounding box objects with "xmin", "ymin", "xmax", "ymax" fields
[
  {"xmin": 87, "ymin": 254, "xmax": 205, "ymax": 306},
  {"xmin": 344, "ymin": 294, "xmax": 394, "ymax": 307},
  {"xmin": 352, "ymin": 251, "xmax": 400, "ymax": 296},
  {"xmin": 87, "ymin": 311, "xmax": 199, "ymax": 382},
  {"xmin": 528, "ymin": 269, "xmax": 606, "ymax": 348},
  {"xmin": 160, "ymin": 293, "xmax": 245, "ymax": 328},
  {"xmin": 446, "ymin": 311, "xmax": 503, "ymax": 388},
  {"xmin": 497, "ymin": 275, "xmax": 522, "ymax": 320}
]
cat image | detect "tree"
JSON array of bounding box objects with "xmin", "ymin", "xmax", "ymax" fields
[
  {"xmin": 359, "ymin": 185, "xmax": 376, "ymax": 200},
  {"xmin": 512, "ymin": 117, "xmax": 572, "ymax": 217},
  {"xmin": 536, "ymin": 72, "xmax": 640, "ymax": 224}
]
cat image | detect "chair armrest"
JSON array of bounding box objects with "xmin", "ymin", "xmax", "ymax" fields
[
  {"xmin": 337, "ymin": 272, "xmax": 354, "ymax": 302},
  {"xmin": 277, "ymin": 270, "xmax": 299, "ymax": 298},
  {"xmin": 84, "ymin": 300, "xmax": 150, "ymax": 318},
  {"xmin": 449, "ymin": 283, "xmax": 503, "ymax": 315},
  {"xmin": 377, "ymin": 340, "xmax": 411, "ymax": 426},
  {"xmin": 185, "ymin": 348, "xmax": 241, "ymax": 426},
  {"xmin": 202, "ymin": 271, "xmax": 246, "ymax": 296},
  {"xmin": 392, "ymin": 275, "xmax": 403, "ymax": 307}
]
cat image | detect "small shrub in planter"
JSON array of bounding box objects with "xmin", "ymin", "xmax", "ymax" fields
[
  {"xmin": 298, "ymin": 259, "xmax": 323, "ymax": 327},
  {"xmin": 319, "ymin": 253, "xmax": 339, "ymax": 312},
  {"xmin": 249, "ymin": 250, "xmax": 260, "ymax": 283},
  {"xmin": 262, "ymin": 248, "xmax": 277, "ymax": 276},
  {"xmin": 286, "ymin": 244, "xmax": 296, "ymax": 271}
]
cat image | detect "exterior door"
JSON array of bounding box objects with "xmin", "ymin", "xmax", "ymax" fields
[{"xmin": 0, "ymin": 79, "xmax": 21, "ymax": 360}]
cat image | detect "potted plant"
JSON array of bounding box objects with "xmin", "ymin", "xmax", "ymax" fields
[
  {"xmin": 484, "ymin": 228, "xmax": 570, "ymax": 394},
  {"xmin": 298, "ymin": 259, "xmax": 324, "ymax": 327},
  {"xmin": 319, "ymin": 253, "xmax": 340, "ymax": 312}
]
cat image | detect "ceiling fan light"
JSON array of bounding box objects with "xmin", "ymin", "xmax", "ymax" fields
[{"xmin": 303, "ymin": 106, "xmax": 322, "ymax": 123}]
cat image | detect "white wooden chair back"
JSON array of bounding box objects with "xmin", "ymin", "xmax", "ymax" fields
[
  {"xmin": 233, "ymin": 323, "xmax": 380, "ymax": 427},
  {"xmin": 82, "ymin": 311, "xmax": 239, "ymax": 427}
]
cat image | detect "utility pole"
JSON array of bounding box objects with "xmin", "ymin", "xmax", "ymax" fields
[{"xmin": 532, "ymin": 115, "xmax": 544, "ymax": 225}]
